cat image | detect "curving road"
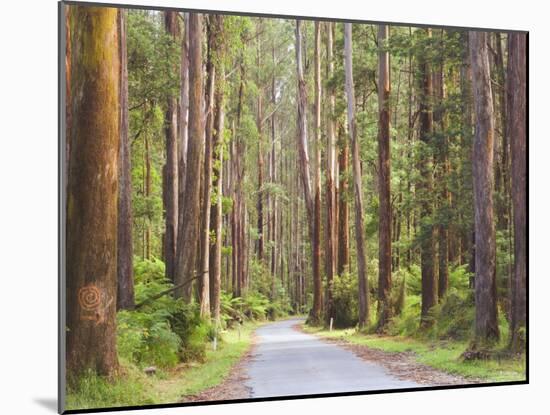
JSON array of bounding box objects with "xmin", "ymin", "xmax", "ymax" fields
[{"xmin": 245, "ymin": 318, "xmax": 422, "ymax": 398}]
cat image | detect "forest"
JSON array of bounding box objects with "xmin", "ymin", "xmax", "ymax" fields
[{"xmin": 63, "ymin": 3, "xmax": 527, "ymax": 410}]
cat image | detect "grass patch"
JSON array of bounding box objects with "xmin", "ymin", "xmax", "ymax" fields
[
  {"xmin": 65, "ymin": 322, "xmax": 259, "ymax": 410},
  {"xmin": 152, "ymin": 322, "xmax": 256, "ymax": 402},
  {"xmin": 302, "ymin": 325, "xmax": 526, "ymax": 382},
  {"xmin": 65, "ymin": 360, "xmax": 155, "ymax": 410}
]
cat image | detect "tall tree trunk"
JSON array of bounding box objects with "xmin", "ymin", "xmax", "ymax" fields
[
  {"xmin": 270, "ymin": 38, "xmax": 278, "ymax": 294},
  {"xmin": 256, "ymin": 23, "xmax": 264, "ymax": 261},
  {"xmin": 312, "ymin": 21, "xmax": 323, "ymax": 323},
  {"xmin": 377, "ymin": 24, "xmax": 392, "ymax": 330},
  {"xmin": 433, "ymin": 36, "xmax": 449, "ymax": 300},
  {"xmin": 178, "ymin": 13, "xmax": 190, "ymax": 231},
  {"xmin": 233, "ymin": 59, "xmax": 247, "ymax": 298},
  {"xmin": 199, "ymin": 19, "xmax": 217, "ymax": 317},
  {"xmin": 295, "ymin": 20, "xmax": 322, "ymax": 324},
  {"xmin": 324, "ymin": 21, "xmax": 336, "ymax": 324},
  {"xmin": 117, "ymin": 9, "xmax": 134, "ymax": 310},
  {"xmin": 508, "ymin": 32, "xmax": 527, "ymax": 353},
  {"xmin": 163, "ymin": 11, "xmax": 180, "ymax": 282},
  {"xmin": 209, "ymin": 15, "xmax": 225, "ymax": 325},
  {"xmin": 496, "ymin": 33, "xmax": 514, "ymax": 321},
  {"xmin": 469, "ymin": 31, "xmax": 499, "ymax": 344},
  {"xmin": 66, "ymin": 6, "xmax": 119, "ymax": 378},
  {"xmin": 337, "ymin": 125, "xmax": 350, "ymax": 275},
  {"xmin": 406, "ymin": 27, "xmax": 414, "ymax": 268},
  {"xmin": 344, "ymin": 23, "xmax": 369, "ymax": 329},
  {"xmin": 175, "ymin": 13, "xmax": 204, "ymax": 301},
  {"xmin": 231, "ymin": 136, "xmax": 239, "ymax": 297},
  {"xmin": 494, "ymin": 32, "xmax": 509, "ymax": 231},
  {"xmin": 418, "ymin": 29, "xmax": 437, "ymax": 325}
]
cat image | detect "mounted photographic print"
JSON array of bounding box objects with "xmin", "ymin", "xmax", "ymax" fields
[{"xmin": 59, "ymin": 0, "xmax": 528, "ymax": 413}]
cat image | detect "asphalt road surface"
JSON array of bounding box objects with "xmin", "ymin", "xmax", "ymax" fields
[{"xmin": 245, "ymin": 317, "xmax": 422, "ymax": 398}]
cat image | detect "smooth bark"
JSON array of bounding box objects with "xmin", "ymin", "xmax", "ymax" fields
[
  {"xmin": 469, "ymin": 31, "xmax": 499, "ymax": 344},
  {"xmin": 324, "ymin": 21, "xmax": 336, "ymax": 324},
  {"xmin": 163, "ymin": 11, "xmax": 180, "ymax": 282},
  {"xmin": 344, "ymin": 23, "xmax": 369, "ymax": 329},
  {"xmin": 295, "ymin": 20, "xmax": 322, "ymax": 323},
  {"xmin": 209, "ymin": 15, "xmax": 225, "ymax": 324},
  {"xmin": 174, "ymin": 14, "xmax": 204, "ymax": 301},
  {"xmin": 377, "ymin": 25, "xmax": 392, "ymax": 330}
]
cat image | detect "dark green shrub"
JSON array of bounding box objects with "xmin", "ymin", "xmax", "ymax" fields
[
  {"xmin": 220, "ymin": 292, "xmax": 245, "ymax": 327},
  {"xmin": 427, "ymin": 288, "xmax": 475, "ymax": 341},
  {"xmin": 387, "ymin": 294, "xmax": 421, "ymax": 337},
  {"xmin": 117, "ymin": 257, "xmax": 213, "ymax": 367},
  {"xmin": 331, "ymin": 272, "xmax": 359, "ymax": 328},
  {"xmin": 117, "ymin": 258, "xmax": 181, "ymax": 368},
  {"xmin": 168, "ymin": 302, "xmax": 211, "ymax": 362}
]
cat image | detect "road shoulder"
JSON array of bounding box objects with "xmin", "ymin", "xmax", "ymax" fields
[{"xmin": 295, "ymin": 323, "xmax": 478, "ymax": 387}]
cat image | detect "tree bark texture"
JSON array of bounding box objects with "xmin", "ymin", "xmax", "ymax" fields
[
  {"xmin": 295, "ymin": 20, "xmax": 322, "ymax": 323},
  {"xmin": 469, "ymin": 31, "xmax": 499, "ymax": 344},
  {"xmin": 337, "ymin": 125, "xmax": 350, "ymax": 275},
  {"xmin": 66, "ymin": 6, "xmax": 120, "ymax": 378},
  {"xmin": 175, "ymin": 13, "xmax": 204, "ymax": 301},
  {"xmin": 117, "ymin": 8, "xmax": 134, "ymax": 310},
  {"xmin": 324, "ymin": 21, "xmax": 337, "ymax": 324},
  {"xmin": 344, "ymin": 23, "xmax": 369, "ymax": 329},
  {"xmin": 418, "ymin": 29, "xmax": 437, "ymax": 324},
  {"xmin": 508, "ymin": 32, "xmax": 527, "ymax": 352},
  {"xmin": 377, "ymin": 24, "xmax": 392, "ymax": 330},
  {"xmin": 163, "ymin": 11, "xmax": 180, "ymax": 282},
  {"xmin": 178, "ymin": 13, "xmax": 190, "ymax": 229},
  {"xmin": 312, "ymin": 21, "xmax": 323, "ymax": 324},
  {"xmin": 209, "ymin": 15, "xmax": 225, "ymax": 325}
]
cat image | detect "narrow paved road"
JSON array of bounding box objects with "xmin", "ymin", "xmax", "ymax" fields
[{"xmin": 245, "ymin": 318, "xmax": 422, "ymax": 398}]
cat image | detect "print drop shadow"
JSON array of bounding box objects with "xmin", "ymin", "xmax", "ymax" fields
[{"xmin": 34, "ymin": 398, "xmax": 57, "ymax": 413}]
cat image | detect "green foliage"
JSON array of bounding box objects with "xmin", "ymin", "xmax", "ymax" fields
[
  {"xmin": 117, "ymin": 258, "xmax": 213, "ymax": 368},
  {"xmin": 403, "ymin": 264, "xmax": 422, "ymax": 296},
  {"xmin": 388, "ymin": 295, "xmax": 422, "ymax": 337},
  {"xmin": 220, "ymin": 291, "xmax": 268, "ymax": 325},
  {"xmin": 220, "ymin": 291, "xmax": 245, "ymax": 327},
  {"xmin": 67, "ymin": 323, "xmax": 262, "ymax": 409},
  {"xmin": 391, "ymin": 272, "xmax": 407, "ymax": 316},
  {"xmin": 267, "ymin": 279, "xmax": 293, "ymax": 320},
  {"xmin": 242, "ymin": 292, "xmax": 270, "ymax": 320},
  {"xmin": 331, "ymin": 272, "xmax": 359, "ymax": 328},
  {"xmin": 117, "ymin": 259, "xmax": 181, "ymax": 368},
  {"xmin": 426, "ymin": 289, "xmax": 475, "ymax": 341},
  {"xmin": 127, "ymin": 11, "xmax": 180, "ymax": 103},
  {"xmin": 448, "ymin": 264, "xmax": 472, "ymax": 291},
  {"xmin": 248, "ymin": 258, "xmax": 272, "ymax": 296},
  {"xmin": 219, "ymin": 276, "xmax": 291, "ymax": 328},
  {"xmin": 388, "ymin": 265, "xmax": 474, "ymax": 340},
  {"xmin": 66, "ymin": 364, "xmax": 154, "ymax": 410},
  {"xmin": 117, "ymin": 309, "xmax": 181, "ymax": 368},
  {"xmin": 169, "ymin": 302, "xmax": 213, "ymax": 363}
]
